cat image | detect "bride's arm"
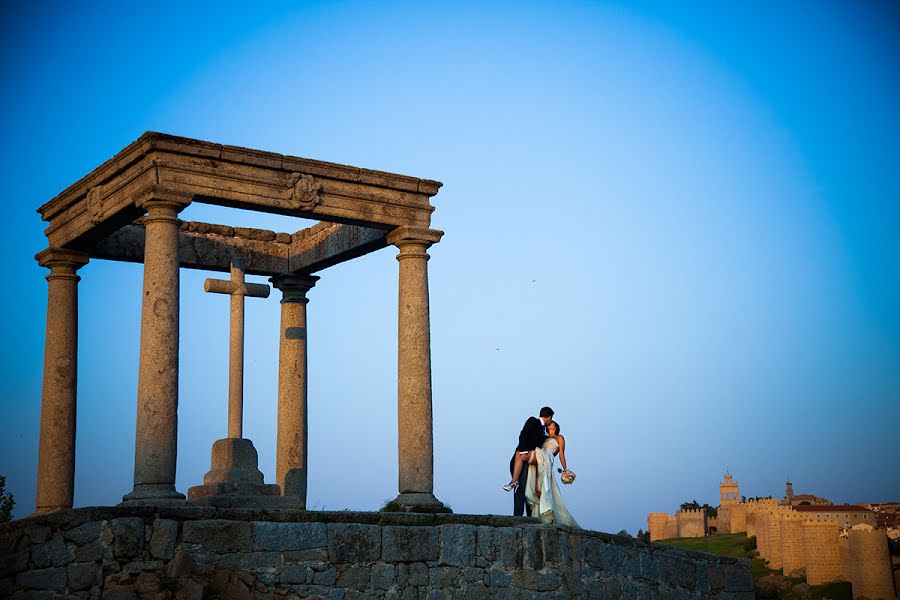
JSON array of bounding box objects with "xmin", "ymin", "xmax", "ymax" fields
[{"xmin": 558, "ymin": 436, "xmax": 568, "ymax": 471}]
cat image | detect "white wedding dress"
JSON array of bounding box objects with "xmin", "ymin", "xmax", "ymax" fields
[{"xmin": 524, "ymin": 438, "xmax": 580, "ymax": 528}]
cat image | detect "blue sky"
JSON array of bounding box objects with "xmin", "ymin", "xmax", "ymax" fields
[{"xmin": 1, "ymin": 1, "xmax": 897, "ymax": 534}]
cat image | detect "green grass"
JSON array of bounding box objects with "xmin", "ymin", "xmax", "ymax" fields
[
  {"xmin": 810, "ymin": 581, "xmax": 851, "ymax": 600},
  {"xmin": 657, "ymin": 534, "xmax": 853, "ymax": 600},
  {"xmin": 657, "ymin": 533, "xmax": 776, "ymax": 579}
]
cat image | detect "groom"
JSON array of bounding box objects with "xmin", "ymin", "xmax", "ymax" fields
[{"xmin": 511, "ymin": 406, "xmax": 554, "ymax": 516}]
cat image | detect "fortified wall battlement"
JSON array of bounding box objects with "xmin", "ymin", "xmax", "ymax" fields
[
  {"xmin": 744, "ymin": 499, "xmax": 778, "ymax": 539},
  {"xmin": 646, "ymin": 473, "xmax": 896, "ymax": 599},
  {"xmin": 647, "ymin": 513, "xmax": 677, "ymax": 542},
  {"xmin": 753, "ymin": 510, "xmax": 897, "ymax": 598},
  {"xmin": 717, "ymin": 503, "xmax": 747, "ymax": 535},
  {"xmin": 675, "ymin": 509, "xmax": 707, "ymax": 539},
  {"xmin": 0, "ymin": 508, "xmax": 755, "ymax": 600},
  {"xmin": 647, "ymin": 509, "xmax": 708, "ymax": 541}
]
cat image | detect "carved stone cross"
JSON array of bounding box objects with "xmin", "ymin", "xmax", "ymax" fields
[{"xmin": 205, "ymin": 258, "xmax": 270, "ymax": 438}]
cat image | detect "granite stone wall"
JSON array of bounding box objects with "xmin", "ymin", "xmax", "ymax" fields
[
  {"xmin": 0, "ymin": 507, "xmax": 754, "ymax": 599},
  {"xmin": 801, "ymin": 518, "xmax": 842, "ymax": 586}
]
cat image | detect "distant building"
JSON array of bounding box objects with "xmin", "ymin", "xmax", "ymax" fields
[
  {"xmin": 783, "ymin": 479, "xmax": 830, "ymax": 507},
  {"xmin": 860, "ymin": 502, "xmax": 900, "ymax": 530}
]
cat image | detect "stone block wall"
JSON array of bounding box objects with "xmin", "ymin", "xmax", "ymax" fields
[
  {"xmin": 765, "ymin": 509, "xmax": 784, "ymax": 570},
  {"xmin": 801, "ymin": 517, "xmax": 842, "ymax": 586},
  {"xmin": 648, "ymin": 512, "xmax": 676, "ymax": 542},
  {"xmin": 729, "ymin": 504, "xmax": 747, "ymax": 534},
  {"xmin": 756, "ymin": 510, "xmax": 771, "ymax": 563},
  {"xmin": 745, "ymin": 508, "xmax": 757, "ymax": 540},
  {"xmin": 839, "ymin": 535, "xmax": 852, "ymax": 583},
  {"xmin": 779, "ymin": 512, "xmax": 805, "ymax": 578},
  {"xmin": 744, "ymin": 499, "xmax": 778, "ymax": 541},
  {"xmin": 848, "ymin": 526, "xmax": 896, "ymax": 600},
  {"xmin": 675, "ymin": 509, "xmax": 706, "ymax": 539},
  {"xmin": 0, "ymin": 507, "xmax": 755, "ymax": 599},
  {"xmin": 717, "ymin": 507, "xmax": 732, "ymax": 535}
]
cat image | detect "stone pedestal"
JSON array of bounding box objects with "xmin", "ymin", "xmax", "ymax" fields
[{"xmin": 189, "ymin": 438, "xmax": 302, "ymax": 509}]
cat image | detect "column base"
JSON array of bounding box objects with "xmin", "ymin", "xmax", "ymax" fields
[
  {"xmin": 382, "ymin": 492, "xmax": 453, "ymax": 514},
  {"xmin": 121, "ymin": 484, "xmax": 186, "ymax": 507},
  {"xmin": 31, "ymin": 506, "xmax": 70, "ymax": 517}
]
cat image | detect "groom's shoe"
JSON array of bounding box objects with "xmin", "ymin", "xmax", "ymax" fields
[{"xmin": 502, "ymin": 482, "xmax": 519, "ymax": 492}]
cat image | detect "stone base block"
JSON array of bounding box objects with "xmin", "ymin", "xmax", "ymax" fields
[
  {"xmin": 202, "ymin": 438, "xmax": 266, "ymax": 485},
  {"xmin": 188, "ymin": 437, "xmax": 294, "ymax": 508},
  {"xmin": 382, "ymin": 492, "xmax": 452, "ymax": 514},
  {"xmin": 121, "ymin": 483, "xmax": 186, "ymax": 506}
]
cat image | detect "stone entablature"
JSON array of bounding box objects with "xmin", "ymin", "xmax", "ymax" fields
[
  {"xmin": 0, "ymin": 508, "xmax": 755, "ymax": 599},
  {"xmin": 38, "ymin": 132, "xmax": 442, "ymax": 249}
]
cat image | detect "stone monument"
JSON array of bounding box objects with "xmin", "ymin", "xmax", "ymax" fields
[
  {"xmin": 187, "ymin": 257, "xmax": 293, "ymax": 507},
  {"xmin": 32, "ymin": 132, "xmax": 449, "ymax": 513}
]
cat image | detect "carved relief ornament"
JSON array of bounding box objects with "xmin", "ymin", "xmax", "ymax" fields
[
  {"xmin": 287, "ymin": 173, "xmax": 322, "ymax": 211},
  {"xmin": 86, "ymin": 185, "xmax": 105, "ymax": 224}
]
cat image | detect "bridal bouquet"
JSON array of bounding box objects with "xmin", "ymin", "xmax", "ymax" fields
[{"xmin": 560, "ymin": 469, "xmax": 576, "ymax": 485}]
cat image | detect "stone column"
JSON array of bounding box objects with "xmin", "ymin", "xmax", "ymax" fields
[
  {"xmin": 33, "ymin": 248, "xmax": 89, "ymax": 513},
  {"xmin": 123, "ymin": 195, "xmax": 189, "ymax": 503},
  {"xmin": 270, "ymin": 274, "xmax": 318, "ymax": 505},
  {"xmin": 384, "ymin": 226, "xmax": 449, "ymax": 513}
]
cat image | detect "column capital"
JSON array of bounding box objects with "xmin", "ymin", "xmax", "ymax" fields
[
  {"xmin": 270, "ymin": 274, "xmax": 319, "ymax": 304},
  {"xmin": 35, "ymin": 248, "xmax": 90, "ymax": 281},
  {"xmin": 134, "ymin": 185, "xmax": 192, "ymax": 223},
  {"xmin": 386, "ymin": 226, "xmax": 444, "ymax": 249}
]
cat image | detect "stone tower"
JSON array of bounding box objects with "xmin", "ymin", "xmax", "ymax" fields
[
  {"xmin": 720, "ymin": 473, "xmax": 740, "ymax": 507},
  {"xmin": 848, "ymin": 525, "xmax": 896, "ymax": 600},
  {"xmin": 785, "ymin": 479, "xmax": 794, "ymax": 505}
]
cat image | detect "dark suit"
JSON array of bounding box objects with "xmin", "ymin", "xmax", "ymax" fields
[{"xmin": 510, "ymin": 417, "xmax": 548, "ymax": 516}]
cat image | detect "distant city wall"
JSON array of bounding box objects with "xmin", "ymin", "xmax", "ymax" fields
[
  {"xmin": 779, "ymin": 512, "xmax": 805, "ymax": 578},
  {"xmin": 648, "ymin": 512, "xmax": 677, "ymax": 542},
  {"xmin": 839, "ymin": 535, "xmax": 852, "ymax": 582},
  {"xmin": 676, "ymin": 509, "xmax": 707, "ymax": 539},
  {"xmin": 646, "ymin": 476, "xmax": 896, "ymax": 599},
  {"xmin": 801, "ymin": 517, "xmax": 842, "ymax": 586},
  {"xmin": 718, "ymin": 504, "xmax": 747, "ymax": 536}
]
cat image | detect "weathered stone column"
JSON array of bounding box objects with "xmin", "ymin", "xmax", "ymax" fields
[
  {"xmin": 384, "ymin": 225, "xmax": 449, "ymax": 513},
  {"xmin": 270, "ymin": 274, "xmax": 318, "ymax": 506},
  {"xmin": 34, "ymin": 248, "xmax": 89, "ymax": 513},
  {"xmin": 123, "ymin": 195, "xmax": 189, "ymax": 504}
]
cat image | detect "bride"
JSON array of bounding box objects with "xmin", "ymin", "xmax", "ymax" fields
[{"xmin": 506, "ymin": 421, "xmax": 580, "ymax": 527}]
